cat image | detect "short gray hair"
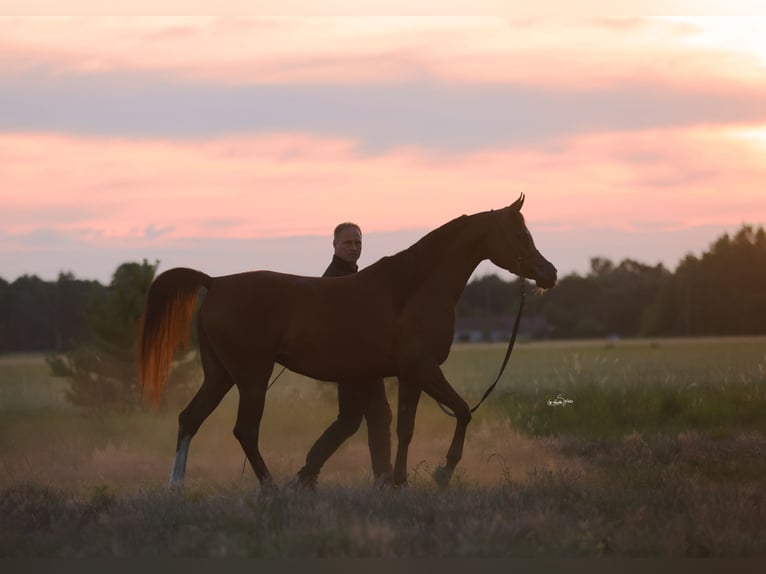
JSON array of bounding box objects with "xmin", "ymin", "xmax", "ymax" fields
[{"xmin": 333, "ymin": 222, "xmax": 361, "ymax": 240}]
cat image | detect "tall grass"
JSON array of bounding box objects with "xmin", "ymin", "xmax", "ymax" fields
[
  {"xmin": 2, "ymin": 461, "xmax": 765, "ymax": 557},
  {"xmin": 479, "ymin": 338, "xmax": 766, "ymax": 438}
]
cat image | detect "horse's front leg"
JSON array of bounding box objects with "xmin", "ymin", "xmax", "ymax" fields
[
  {"xmin": 393, "ymin": 381, "xmax": 421, "ymax": 486},
  {"xmin": 413, "ymin": 364, "xmax": 471, "ymax": 488}
]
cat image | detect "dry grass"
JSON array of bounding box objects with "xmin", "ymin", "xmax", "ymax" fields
[
  {"xmin": 1, "ymin": 338, "xmax": 765, "ymax": 557},
  {"xmin": 0, "ymin": 391, "xmax": 579, "ymax": 492}
]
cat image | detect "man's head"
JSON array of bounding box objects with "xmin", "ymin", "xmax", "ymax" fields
[{"xmin": 333, "ymin": 222, "xmax": 362, "ymax": 264}]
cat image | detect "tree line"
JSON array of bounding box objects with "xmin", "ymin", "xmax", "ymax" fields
[
  {"xmin": 457, "ymin": 224, "xmax": 766, "ymax": 339},
  {"xmin": 1, "ymin": 223, "xmax": 765, "ymax": 356}
]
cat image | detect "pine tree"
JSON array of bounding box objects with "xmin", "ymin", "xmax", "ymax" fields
[{"xmin": 47, "ymin": 260, "xmax": 161, "ymax": 412}]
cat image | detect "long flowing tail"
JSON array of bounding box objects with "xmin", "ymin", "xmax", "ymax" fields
[{"xmin": 137, "ymin": 267, "xmax": 211, "ymax": 407}]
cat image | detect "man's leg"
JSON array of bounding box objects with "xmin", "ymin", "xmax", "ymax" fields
[
  {"xmin": 363, "ymin": 379, "xmax": 393, "ymax": 483},
  {"xmin": 293, "ymin": 382, "xmax": 364, "ymax": 488}
]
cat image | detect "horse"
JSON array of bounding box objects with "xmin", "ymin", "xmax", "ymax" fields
[{"xmin": 136, "ymin": 194, "xmax": 557, "ymax": 489}]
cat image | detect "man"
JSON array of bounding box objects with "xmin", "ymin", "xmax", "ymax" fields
[{"xmin": 292, "ymin": 222, "xmax": 393, "ymax": 488}]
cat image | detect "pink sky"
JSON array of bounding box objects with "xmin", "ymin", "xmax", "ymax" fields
[{"xmin": 2, "ymin": 15, "xmax": 766, "ymax": 282}]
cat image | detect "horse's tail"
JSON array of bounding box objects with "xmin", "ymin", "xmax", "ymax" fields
[{"xmin": 137, "ymin": 267, "xmax": 211, "ymax": 408}]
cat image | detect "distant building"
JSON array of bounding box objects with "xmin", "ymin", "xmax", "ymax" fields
[{"xmin": 454, "ymin": 314, "xmax": 552, "ymax": 343}]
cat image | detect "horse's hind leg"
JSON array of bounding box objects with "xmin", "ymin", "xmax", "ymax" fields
[
  {"xmin": 231, "ymin": 361, "xmax": 274, "ymax": 489},
  {"xmin": 170, "ymin": 323, "xmax": 234, "ymax": 488}
]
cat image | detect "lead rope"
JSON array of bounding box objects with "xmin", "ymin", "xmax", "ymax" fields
[
  {"xmin": 267, "ymin": 366, "xmax": 286, "ymax": 391},
  {"xmin": 437, "ymin": 275, "xmax": 527, "ymax": 418}
]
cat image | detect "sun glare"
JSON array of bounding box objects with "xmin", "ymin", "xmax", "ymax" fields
[
  {"xmin": 662, "ymin": 17, "xmax": 766, "ymax": 72},
  {"xmin": 735, "ymin": 126, "xmax": 766, "ymax": 149}
]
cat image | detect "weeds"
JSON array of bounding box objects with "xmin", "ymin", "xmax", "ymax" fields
[{"xmin": 2, "ymin": 467, "xmax": 764, "ymax": 557}]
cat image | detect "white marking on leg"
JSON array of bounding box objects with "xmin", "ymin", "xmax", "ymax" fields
[{"xmin": 169, "ymin": 435, "xmax": 191, "ymax": 488}]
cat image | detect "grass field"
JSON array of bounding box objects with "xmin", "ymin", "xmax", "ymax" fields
[{"xmin": 1, "ymin": 337, "xmax": 765, "ymax": 557}]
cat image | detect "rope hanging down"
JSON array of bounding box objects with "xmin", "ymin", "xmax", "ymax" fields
[{"xmin": 437, "ymin": 276, "xmax": 527, "ymax": 418}]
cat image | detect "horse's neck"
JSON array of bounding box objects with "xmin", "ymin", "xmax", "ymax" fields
[
  {"xmin": 433, "ymin": 214, "xmax": 490, "ymax": 302},
  {"xmin": 372, "ymin": 211, "xmax": 492, "ymax": 307},
  {"xmin": 389, "ymin": 211, "xmax": 490, "ymax": 304}
]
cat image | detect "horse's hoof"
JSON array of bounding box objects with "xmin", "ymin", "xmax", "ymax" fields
[
  {"xmin": 373, "ymin": 470, "xmax": 394, "ymax": 489},
  {"xmin": 432, "ymin": 465, "xmax": 452, "ymax": 488},
  {"xmin": 286, "ymin": 472, "xmax": 318, "ymax": 492}
]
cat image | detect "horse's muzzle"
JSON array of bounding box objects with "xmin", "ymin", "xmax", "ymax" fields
[{"xmin": 530, "ymin": 259, "xmax": 558, "ymax": 290}]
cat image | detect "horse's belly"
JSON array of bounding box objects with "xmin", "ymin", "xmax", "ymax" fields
[
  {"xmin": 279, "ymin": 355, "xmax": 395, "ymax": 382},
  {"xmin": 277, "ymin": 337, "xmax": 395, "ymax": 381}
]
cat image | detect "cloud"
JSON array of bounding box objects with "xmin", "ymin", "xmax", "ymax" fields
[
  {"xmin": 12, "ymin": 227, "xmax": 74, "ymax": 247},
  {"xmin": 3, "ymin": 126, "xmax": 765, "ymax": 245},
  {"xmin": 2, "ymin": 70, "xmax": 766, "ymax": 152},
  {"xmin": 144, "ymin": 224, "xmax": 175, "ymax": 240}
]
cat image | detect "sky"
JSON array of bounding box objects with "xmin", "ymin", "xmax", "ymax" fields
[{"xmin": 2, "ymin": 9, "xmax": 766, "ymax": 284}]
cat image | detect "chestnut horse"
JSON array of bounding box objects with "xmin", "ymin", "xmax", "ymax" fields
[{"xmin": 137, "ymin": 194, "xmax": 557, "ymax": 489}]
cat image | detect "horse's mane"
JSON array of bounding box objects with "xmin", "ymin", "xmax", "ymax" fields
[{"xmin": 363, "ymin": 212, "xmax": 480, "ymax": 306}]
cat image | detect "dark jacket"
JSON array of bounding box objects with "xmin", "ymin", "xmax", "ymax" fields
[{"xmin": 322, "ymin": 255, "xmax": 358, "ymax": 278}]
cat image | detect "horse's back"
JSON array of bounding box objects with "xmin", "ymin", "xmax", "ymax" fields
[
  {"xmin": 197, "ymin": 271, "xmax": 307, "ymax": 349},
  {"xmin": 213, "ymin": 267, "xmax": 321, "ymax": 307}
]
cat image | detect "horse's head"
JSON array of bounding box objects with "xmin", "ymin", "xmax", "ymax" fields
[{"xmin": 487, "ymin": 194, "xmax": 558, "ymax": 289}]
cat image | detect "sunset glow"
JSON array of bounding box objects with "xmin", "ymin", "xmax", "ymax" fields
[{"xmin": 2, "ymin": 15, "xmax": 765, "ymax": 282}]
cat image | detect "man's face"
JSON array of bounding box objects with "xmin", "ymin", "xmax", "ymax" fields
[{"xmin": 334, "ymin": 227, "xmax": 362, "ymax": 264}]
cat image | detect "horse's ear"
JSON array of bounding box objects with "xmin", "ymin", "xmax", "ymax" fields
[{"xmin": 509, "ymin": 193, "xmax": 525, "ymax": 212}]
